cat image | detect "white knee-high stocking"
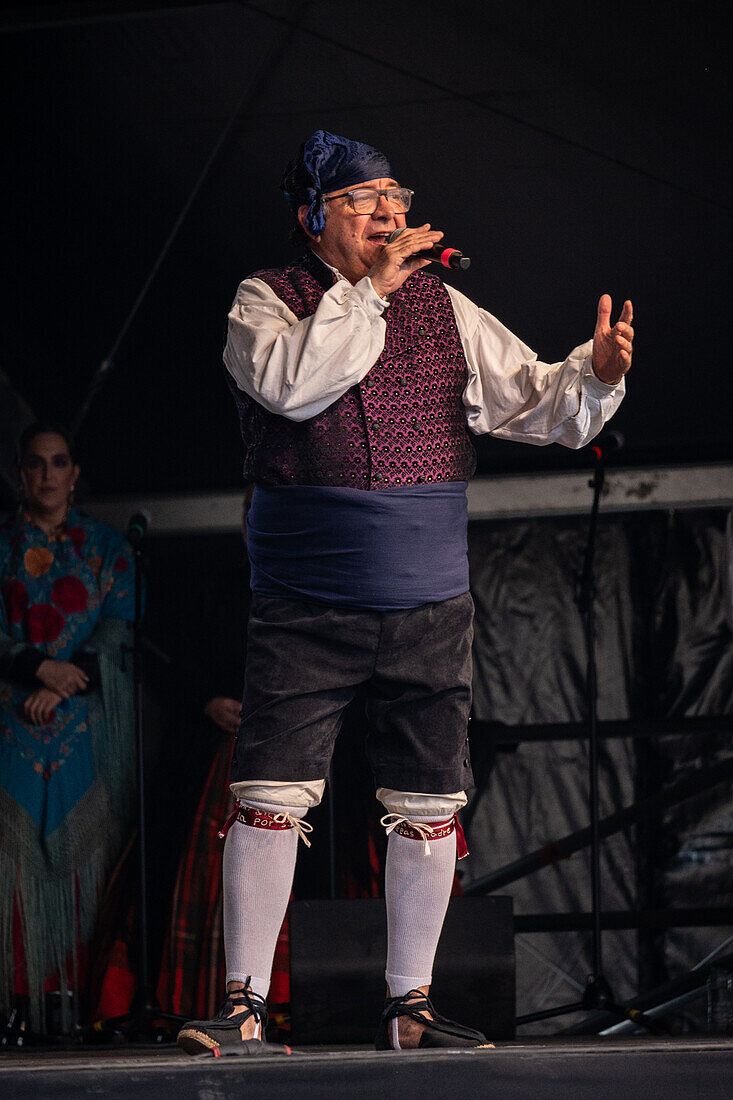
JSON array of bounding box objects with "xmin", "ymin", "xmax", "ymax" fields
[
  {"xmin": 384, "ymin": 816, "xmax": 456, "ymax": 998},
  {"xmin": 223, "ymin": 802, "xmax": 305, "ymax": 1001}
]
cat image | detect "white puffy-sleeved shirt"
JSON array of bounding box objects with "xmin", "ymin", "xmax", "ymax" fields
[
  {"xmin": 225, "ymin": 256, "xmax": 626, "ymax": 608},
  {"xmin": 223, "ymin": 261, "xmax": 625, "ymax": 447}
]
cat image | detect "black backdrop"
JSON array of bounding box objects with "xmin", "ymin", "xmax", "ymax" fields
[{"xmin": 2, "ymin": 0, "xmax": 731, "ymax": 496}]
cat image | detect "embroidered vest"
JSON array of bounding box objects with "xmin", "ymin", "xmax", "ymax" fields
[{"xmin": 226, "ymin": 251, "xmax": 476, "ymax": 490}]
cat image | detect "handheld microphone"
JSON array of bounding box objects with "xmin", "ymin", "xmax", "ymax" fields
[
  {"xmin": 388, "ymin": 228, "xmax": 471, "ymax": 270},
  {"xmin": 127, "ymin": 509, "xmax": 151, "ymax": 545}
]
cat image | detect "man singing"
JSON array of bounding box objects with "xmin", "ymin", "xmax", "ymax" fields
[{"xmin": 177, "ymin": 129, "xmax": 633, "ymax": 1054}]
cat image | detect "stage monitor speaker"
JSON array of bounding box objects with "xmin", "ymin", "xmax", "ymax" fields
[{"xmin": 289, "ymin": 895, "xmax": 515, "ymax": 1045}]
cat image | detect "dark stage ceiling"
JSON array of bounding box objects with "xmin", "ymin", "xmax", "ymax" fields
[{"xmin": 2, "ymin": 1, "xmax": 731, "ymax": 495}]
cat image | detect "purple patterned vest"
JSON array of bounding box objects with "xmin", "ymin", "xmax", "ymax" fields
[{"xmin": 226, "ymin": 251, "xmax": 477, "ymax": 490}]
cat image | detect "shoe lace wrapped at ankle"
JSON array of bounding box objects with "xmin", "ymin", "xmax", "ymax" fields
[
  {"xmin": 381, "ymin": 989, "xmax": 433, "ymax": 1025},
  {"xmin": 218, "ymin": 986, "xmax": 268, "ymax": 1029},
  {"xmin": 381, "ymin": 989, "xmax": 486, "ymax": 1043}
]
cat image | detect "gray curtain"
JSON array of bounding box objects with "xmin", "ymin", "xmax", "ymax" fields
[{"xmin": 462, "ymin": 509, "xmax": 733, "ymax": 1032}]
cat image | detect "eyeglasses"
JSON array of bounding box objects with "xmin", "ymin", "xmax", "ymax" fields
[{"xmin": 322, "ymin": 187, "xmax": 414, "ymax": 215}]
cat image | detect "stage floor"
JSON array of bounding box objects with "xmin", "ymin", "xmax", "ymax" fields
[{"xmin": 2, "ymin": 1037, "xmax": 732, "ymax": 1099}]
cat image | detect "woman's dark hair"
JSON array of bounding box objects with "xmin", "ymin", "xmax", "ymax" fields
[{"xmin": 15, "ymin": 422, "xmax": 78, "ymax": 466}]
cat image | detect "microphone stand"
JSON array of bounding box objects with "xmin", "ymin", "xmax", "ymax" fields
[
  {"xmin": 575, "ymin": 445, "xmax": 616, "ymax": 1014},
  {"xmin": 82, "ymin": 521, "xmax": 186, "ymax": 1043},
  {"xmin": 515, "ymin": 440, "xmax": 663, "ymax": 1033}
]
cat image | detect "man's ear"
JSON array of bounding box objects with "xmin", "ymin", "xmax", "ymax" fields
[{"xmin": 297, "ymin": 204, "xmax": 321, "ymax": 242}]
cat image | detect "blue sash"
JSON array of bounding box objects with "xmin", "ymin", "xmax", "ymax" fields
[{"xmin": 247, "ymin": 483, "xmax": 469, "ymax": 610}]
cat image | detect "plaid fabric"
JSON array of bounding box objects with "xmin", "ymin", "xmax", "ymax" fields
[{"xmin": 156, "ymin": 742, "xmax": 232, "ymax": 1019}]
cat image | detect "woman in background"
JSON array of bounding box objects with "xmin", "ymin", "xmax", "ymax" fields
[{"xmin": 0, "ymin": 424, "xmax": 136, "ymax": 1039}]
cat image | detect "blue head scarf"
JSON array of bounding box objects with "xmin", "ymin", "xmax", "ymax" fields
[{"xmin": 281, "ymin": 129, "xmax": 394, "ymax": 235}]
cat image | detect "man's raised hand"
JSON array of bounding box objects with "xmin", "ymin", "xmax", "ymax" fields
[{"xmin": 592, "ymin": 295, "xmax": 634, "ymax": 385}]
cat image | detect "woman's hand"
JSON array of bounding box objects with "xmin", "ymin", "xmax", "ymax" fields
[
  {"xmin": 36, "ymin": 659, "xmax": 89, "ymax": 697},
  {"xmin": 204, "ymin": 696, "xmax": 242, "ymax": 735},
  {"xmin": 24, "ymin": 687, "xmax": 63, "ymax": 725}
]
